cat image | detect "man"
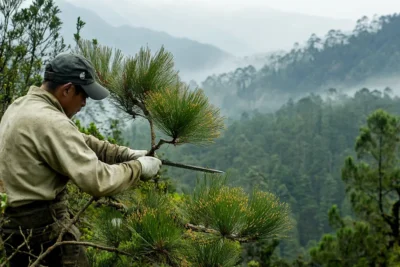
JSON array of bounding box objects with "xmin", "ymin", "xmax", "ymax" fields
[{"xmin": 0, "ymin": 53, "xmax": 162, "ymax": 266}]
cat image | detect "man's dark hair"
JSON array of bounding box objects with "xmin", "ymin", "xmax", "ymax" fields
[
  {"xmin": 42, "ymin": 80, "xmax": 63, "ymax": 91},
  {"xmin": 43, "ymin": 64, "xmax": 85, "ymax": 96},
  {"xmin": 43, "ymin": 64, "xmax": 60, "ymax": 91},
  {"xmin": 42, "ymin": 80, "xmax": 84, "ymax": 96}
]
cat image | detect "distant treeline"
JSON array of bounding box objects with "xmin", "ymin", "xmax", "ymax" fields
[{"xmin": 201, "ymin": 14, "xmax": 400, "ymax": 116}]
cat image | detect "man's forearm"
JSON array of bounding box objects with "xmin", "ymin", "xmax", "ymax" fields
[{"xmin": 82, "ymin": 133, "xmax": 132, "ymax": 164}]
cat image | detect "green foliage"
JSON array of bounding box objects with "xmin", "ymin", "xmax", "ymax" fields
[
  {"xmin": 75, "ymin": 120, "xmax": 106, "ymax": 140},
  {"xmin": 74, "ymin": 119, "xmax": 127, "ymax": 145},
  {"xmin": 186, "ymin": 237, "xmax": 241, "ymax": 267},
  {"xmin": 184, "ymin": 175, "xmax": 291, "ymax": 241},
  {"xmin": 123, "ymin": 46, "xmax": 177, "ymax": 99},
  {"xmin": 76, "ymin": 39, "xmax": 178, "ymax": 118},
  {"xmin": 146, "ymin": 82, "xmax": 225, "ymax": 145},
  {"xmin": 75, "ymin": 36, "xmax": 225, "ymax": 152},
  {"xmin": 243, "ymin": 239, "xmax": 294, "ymax": 267},
  {"xmin": 0, "ymin": 0, "xmax": 66, "ymax": 119},
  {"xmin": 94, "ymin": 208, "xmax": 128, "ymax": 247},
  {"xmin": 247, "ymin": 260, "xmax": 260, "ymax": 267},
  {"xmin": 83, "ymin": 186, "xmax": 187, "ymax": 266},
  {"xmin": 70, "ymin": 170, "xmax": 289, "ymax": 267},
  {"xmin": 342, "ymin": 109, "xmax": 400, "ymax": 238},
  {"xmin": 75, "ymin": 39, "xmax": 124, "ymax": 90},
  {"xmin": 241, "ymin": 190, "xmax": 291, "ymax": 240},
  {"xmin": 86, "ymin": 249, "xmax": 128, "ymax": 267},
  {"xmin": 309, "ymin": 219, "xmax": 384, "ymax": 266},
  {"xmin": 125, "ymin": 206, "xmax": 185, "ymax": 265},
  {"xmin": 307, "ymin": 109, "xmax": 400, "ymax": 266},
  {"xmin": 0, "ymin": 193, "xmax": 7, "ymax": 214},
  {"xmin": 166, "ymin": 88, "xmax": 400, "ymax": 261}
]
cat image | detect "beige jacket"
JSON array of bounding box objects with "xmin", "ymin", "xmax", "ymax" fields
[{"xmin": 0, "ymin": 86, "xmax": 142, "ymax": 207}]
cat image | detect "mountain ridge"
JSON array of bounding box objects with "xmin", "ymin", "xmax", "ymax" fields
[
  {"xmin": 64, "ymin": 0, "xmax": 356, "ymax": 56},
  {"xmin": 56, "ymin": 0, "xmax": 233, "ymax": 77}
]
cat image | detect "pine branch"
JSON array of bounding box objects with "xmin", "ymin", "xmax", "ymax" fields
[
  {"xmin": 95, "ymin": 198, "xmax": 128, "ymax": 212},
  {"xmin": 184, "ymin": 223, "xmax": 258, "ymax": 243},
  {"xmin": 147, "ymin": 138, "xmax": 177, "ymax": 156},
  {"xmin": 185, "ymin": 223, "xmax": 219, "ymax": 235}
]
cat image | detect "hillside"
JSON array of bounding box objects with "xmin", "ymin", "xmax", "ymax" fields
[
  {"xmin": 153, "ymin": 87, "xmax": 400, "ymax": 260},
  {"xmin": 202, "ymin": 14, "xmax": 400, "ymax": 116},
  {"xmin": 56, "ymin": 1, "xmax": 232, "ymax": 76}
]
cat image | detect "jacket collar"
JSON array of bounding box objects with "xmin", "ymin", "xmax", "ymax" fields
[{"xmin": 27, "ymin": 86, "xmax": 66, "ymax": 114}]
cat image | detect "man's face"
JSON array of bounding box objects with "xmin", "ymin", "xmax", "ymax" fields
[{"xmin": 57, "ymin": 83, "xmax": 88, "ymax": 118}]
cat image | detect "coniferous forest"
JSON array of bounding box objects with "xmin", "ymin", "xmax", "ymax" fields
[
  {"xmin": 167, "ymin": 88, "xmax": 400, "ymax": 265},
  {"xmin": 1, "ymin": 0, "xmax": 400, "ymax": 266}
]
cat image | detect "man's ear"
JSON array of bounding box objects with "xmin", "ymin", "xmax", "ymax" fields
[{"xmin": 60, "ymin": 83, "xmax": 73, "ymax": 96}]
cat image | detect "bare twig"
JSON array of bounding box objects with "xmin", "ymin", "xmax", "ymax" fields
[
  {"xmin": 57, "ymin": 197, "xmax": 96, "ymax": 242},
  {"xmin": 149, "ymin": 119, "xmax": 156, "ymax": 148},
  {"xmin": 95, "ymin": 198, "xmax": 128, "ymax": 212},
  {"xmin": 20, "ymin": 250, "xmax": 38, "ymax": 260},
  {"xmin": 184, "ymin": 223, "xmax": 256, "ymax": 243},
  {"xmin": 52, "ymin": 241, "xmax": 132, "ymax": 256},
  {"xmin": 0, "ymin": 230, "xmax": 33, "ymax": 267},
  {"xmin": 27, "ymin": 240, "xmax": 132, "ymax": 267},
  {"xmin": 147, "ymin": 138, "xmax": 177, "ymax": 156},
  {"xmin": 20, "ymin": 226, "xmax": 33, "ymax": 252},
  {"xmin": 1, "ymin": 232, "xmax": 14, "ymax": 244},
  {"xmin": 29, "ymin": 197, "xmax": 96, "ymax": 267},
  {"xmin": 185, "ymin": 223, "xmax": 219, "ymax": 235}
]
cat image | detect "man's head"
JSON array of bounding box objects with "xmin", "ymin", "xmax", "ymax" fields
[{"xmin": 41, "ymin": 53, "xmax": 110, "ymax": 118}]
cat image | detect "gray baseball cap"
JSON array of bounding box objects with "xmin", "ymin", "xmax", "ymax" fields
[{"xmin": 44, "ymin": 53, "xmax": 110, "ymax": 100}]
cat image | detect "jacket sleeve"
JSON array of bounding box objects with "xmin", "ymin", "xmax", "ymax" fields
[
  {"xmin": 37, "ymin": 118, "xmax": 142, "ymax": 197},
  {"xmin": 82, "ymin": 133, "xmax": 134, "ymax": 164}
]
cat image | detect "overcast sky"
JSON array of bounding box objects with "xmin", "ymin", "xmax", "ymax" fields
[{"xmin": 112, "ymin": 0, "xmax": 399, "ymax": 19}]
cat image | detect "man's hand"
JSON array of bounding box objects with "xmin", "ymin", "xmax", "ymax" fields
[
  {"xmin": 137, "ymin": 156, "xmax": 162, "ymax": 180},
  {"xmin": 128, "ymin": 149, "xmax": 148, "ymax": 160}
]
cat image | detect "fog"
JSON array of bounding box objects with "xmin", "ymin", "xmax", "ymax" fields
[
  {"xmin": 55, "ymin": 0, "xmax": 400, "ymax": 84},
  {"xmin": 63, "ymin": 0, "xmax": 359, "ymax": 56},
  {"xmin": 63, "ymin": 0, "xmax": 400, "ymax": 56},
  {"xmin": 56, "ymin": 0, "xmax": 400, "ymax": 126}
]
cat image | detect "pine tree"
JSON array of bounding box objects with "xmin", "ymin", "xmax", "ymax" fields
[
  {"xmin": 309, "ymin": 109, "xmax": 400, "ymax": 265},
  {"xmin": 31, "ymin": 19, "xmax": 292, "ymax": 266}
]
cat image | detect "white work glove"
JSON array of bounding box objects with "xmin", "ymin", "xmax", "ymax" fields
[
  {"xmin": 137, "ymin": 156, "xmax": 162, "ymax": 180},
  {"xmin": 128, "ymin": 149, "xmax": 148, "ymax": 160}
]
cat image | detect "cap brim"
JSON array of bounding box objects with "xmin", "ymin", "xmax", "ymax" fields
[{"xmin": 81, "ymin": 82, "xmax": 110, "ymax": 100}]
